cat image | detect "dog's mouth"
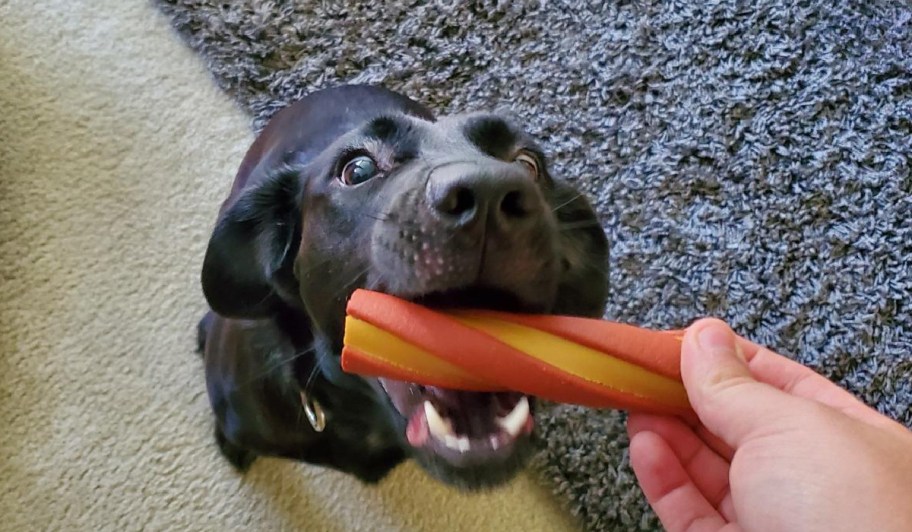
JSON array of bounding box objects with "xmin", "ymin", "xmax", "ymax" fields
[
  {"xmin": 370, "ymin": 286, "xmax": 541, "ymax": 472},
  {"xmin": 408, "ymin": 286, "xmax": 531, "ymax": 313},
  {"xmin": 379, "ymin": 379, "xmax": 533, "ymax": 467}
]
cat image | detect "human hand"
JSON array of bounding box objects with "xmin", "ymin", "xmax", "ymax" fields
[{"xmin": 627, "ymin": 318, "xmax": 912, "ymax": 532}]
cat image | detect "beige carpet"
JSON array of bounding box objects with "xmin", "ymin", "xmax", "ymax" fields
[{"xmin": 0, "ymin": 1, "xmax": 579, "ymax": 530}]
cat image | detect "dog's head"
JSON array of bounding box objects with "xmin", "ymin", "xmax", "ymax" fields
[{"xmin": 202, "ymin": 109, "xmax": 608, "ymax": 489}]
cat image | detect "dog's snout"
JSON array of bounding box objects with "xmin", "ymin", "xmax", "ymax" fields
[{"xmin": 429, "ymin": 165, "xmax": 540, "ymax": 231}]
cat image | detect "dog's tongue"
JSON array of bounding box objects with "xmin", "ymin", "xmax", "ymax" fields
[{"xmin": 406, "ymin": 406, "xmax": 429, "ymax": 447}]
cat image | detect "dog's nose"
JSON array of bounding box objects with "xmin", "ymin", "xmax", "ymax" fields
[{"xmin": 428, "ymin": 163, "xmax": 540, "ymax": 232}]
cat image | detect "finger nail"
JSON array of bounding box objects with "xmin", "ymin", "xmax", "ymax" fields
[
  {"xmin": 697, "ymin": 322, "xmax": 732, "ymax": 349},
  {"xmin": 697, "ymin": 322, "xmax": 744, "ymax": 362}
]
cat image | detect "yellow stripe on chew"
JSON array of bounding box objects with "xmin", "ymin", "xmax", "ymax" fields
[
  {"xmin": 448, "ymin": 313, "xmax": 689, "ymax": 408},
  {"xmin": 345, "ymin": 317, "xmax": 487, "ymax": 386}
]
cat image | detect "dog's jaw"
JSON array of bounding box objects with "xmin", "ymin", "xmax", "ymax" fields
[{"xmin": 383, "ymin": 379, "xmax": 534, "ymax": 460}]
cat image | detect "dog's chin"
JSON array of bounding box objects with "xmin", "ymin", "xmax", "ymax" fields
[{"xmin": 372, "ymin": 285, "xmax": 548, "ymax": 490}]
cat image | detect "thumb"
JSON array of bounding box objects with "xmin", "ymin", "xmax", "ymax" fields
[{"xmin": 681, "ymin": 318, "xmax": 801, "ymax": 449}]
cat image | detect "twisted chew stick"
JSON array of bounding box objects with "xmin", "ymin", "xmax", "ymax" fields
[{"xmin": 342, "ymin": 289, "xmax": 692, "ymax": 416}]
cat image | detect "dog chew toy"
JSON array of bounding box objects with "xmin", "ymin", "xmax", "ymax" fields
[{"xmin": 341, "ymin": 289, "xmax": 692, "ymax": 416}]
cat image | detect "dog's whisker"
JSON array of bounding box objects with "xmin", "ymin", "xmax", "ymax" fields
[
  {"xmin": 250, "ymin": 286, "xmax": 278, "ymax": 311},
  {"xmin": 361, "ymin": 267, "xmax": 385, "ymax": 291},
  {"xmin": 295, "ymin": 400, "xmax": 305, "ymax": 427},
  {"xmin": 302, "ymin": 350, "xmax": 329, "ymax": 395},
  {"xmin": 358, "ymin": 209, "xmax": 392, "ymax": 222},
  {"xmin": 567, "ymin": 256, "xmax": 611, "ymax": 273},
  {"xmin": 551, "ymin": 193, "xmax": 583, "ymax": 213},
  {"xmin": 330, "ymin": 265, "xmax": 373, "ymax": 302},
  {"xmin": 233, "ymin": 345, "xmax": 317, "ymax": 390},
  {"xmin": 294, "ymin": 255, "xmax": 335, "ymax": 280},
  {"xmin": 557, "ymin": 219, "xmax": 605, "ymax": 231}
]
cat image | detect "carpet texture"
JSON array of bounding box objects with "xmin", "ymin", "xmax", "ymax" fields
[
  {"xmin": 152, "ymin": 0, "xmax": 912, "ymax": 529},
  {"xmin": 0, "ymin": 0, "xmax": 579, "ymax": 530}
]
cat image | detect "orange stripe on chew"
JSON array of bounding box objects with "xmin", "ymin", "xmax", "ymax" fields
[
  {"xmin": 343, "ymin": 290, "xmax": 693, "ymax": 415},
  {"xmin": 451, "ymin": 309, "xmax": 684, "ymax": 381},
  {"xmin": 342, "ymin": 317, "xmax": 495, "ymax": 391},
  {"xmin": 448, "ymin": 314, "xmax": 689, "ymax": 410}
]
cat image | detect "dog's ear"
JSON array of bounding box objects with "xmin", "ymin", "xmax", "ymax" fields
[
  {"xmin": 201, "ymin": 168, "xmax": 303, "ymax": 318},
  {"xmin": 551, "ymin": 182, "xmax": 610, "ymax": 317}
]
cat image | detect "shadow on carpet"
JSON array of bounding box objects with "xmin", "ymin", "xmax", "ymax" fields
[{"xmin": 153, "ymin": 0, "xmax": 912, "ymax": 529}]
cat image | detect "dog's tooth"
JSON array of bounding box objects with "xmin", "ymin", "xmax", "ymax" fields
[
  {"xmin": 444, "ymin": 434, "xmax": 460, "ymax": 450},
  {"xmin": 490, "ymin": 435, "xmax": 500, "ymax": 450},
  {"xmin": 424, "ymin": 401, "xmax": 453, "ymax": 440},
  {"xmin": 456, "ymin": 436, "xmax": 470, "ymax": 452},
  {"xmin": 496, "ymin": 396, "xmax": 530, "ymax": 438}
]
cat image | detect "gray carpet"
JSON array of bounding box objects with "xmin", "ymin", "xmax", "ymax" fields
[{"xmin": 154, "ymin": 0, "xmax": 912, "ymax": 529}]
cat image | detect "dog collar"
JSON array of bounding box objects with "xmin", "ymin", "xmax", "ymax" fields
[{"xmin": 300, "ymin": 390, "xmax": 326, "ymax": 432}]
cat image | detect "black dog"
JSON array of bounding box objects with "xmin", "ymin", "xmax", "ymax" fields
[{"xmin": 197, "ymin": 85, "xmax": 609, "ymax": 489}]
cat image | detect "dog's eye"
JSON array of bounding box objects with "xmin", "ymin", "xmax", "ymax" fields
[
  {"xmin": 339, "ymin": 155, "xmax": 379, "ymax": 186},
  {"xmin": 514, "ymin": 152, "xmax": 539, "ymax": 177}
]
